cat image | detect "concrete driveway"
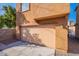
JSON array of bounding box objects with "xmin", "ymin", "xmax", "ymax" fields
[{"xmin": 0, "ymin": 41, "xmax": 55, "ymax": 56}]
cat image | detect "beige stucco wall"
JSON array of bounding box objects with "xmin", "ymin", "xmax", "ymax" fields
[
  {"xmin": 21, "ymin": 25, "xmax": 68, "ymax": 52},
  {"xmin": 16, "ymin": 3, "xmax": 69, "ymax": 52},
  {"xmin": 36, "ymin": 16, "xmax": 67, "ymax": 27},
  {"xmin": 55, "ymin": 27, "xmax": 68, "ymax": 52},
  {"xmin": 16, "ymin": 3, "xmax": 69, "ymax": 26},
  {"xmin": 21, "ymin": 25, "xmax": 56, "ymax": 49},
  {"xmin": 29, "ymin": 3, "xmax": 69, "ymax": 18}
]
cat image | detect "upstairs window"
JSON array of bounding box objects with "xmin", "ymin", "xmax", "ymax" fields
[{"xmin": 22, "ymin": 3, "xmax": 29, "ymax": 12}]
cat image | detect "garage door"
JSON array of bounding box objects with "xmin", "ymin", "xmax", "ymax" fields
[{"xmin": 21, "ymin": 25, "xmax": 56, "ymax": 49}]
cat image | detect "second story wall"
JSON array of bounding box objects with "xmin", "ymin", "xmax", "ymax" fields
[
  {"xmin": 16, "ymin": 3, "xmax": 70, "ymax": 26},
  {"xmin": 29, "ymin": 3, "xmax": 70, "ymax": 19}
]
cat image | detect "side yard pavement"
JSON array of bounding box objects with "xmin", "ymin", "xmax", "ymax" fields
[{"xmin": 0, "ymin": 41, "xmax": 55, "ymax": 56}]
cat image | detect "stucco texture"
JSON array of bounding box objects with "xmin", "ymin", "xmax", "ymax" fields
[
  {"xmin": 21, "ymin": 25, "xmax": 56, "ymax": 49},
  {"xmin": 16, "ymin": 3, "xmax": 69, "ymax": 52}
]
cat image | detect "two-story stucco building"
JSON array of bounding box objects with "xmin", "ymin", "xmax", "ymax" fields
[{"xmin": 16, "ymin": 3, "xmax": 70, "ymax": 53}]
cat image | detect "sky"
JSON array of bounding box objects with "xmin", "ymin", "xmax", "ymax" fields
[
  {"xmin": 0, "ymin": 3, "xmax": 16, "ymax": 15},
  {"xmin": 0, "ymin": 3, "xmax": 77, "ymax": 23},
  {"xmin": 68, "ymin": 3, "xmax": 77, "ymax": 23}
]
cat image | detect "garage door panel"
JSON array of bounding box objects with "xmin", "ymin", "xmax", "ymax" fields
[{"xmin": 21, "ymin": 26, "xmax": 55, "ymax": 49}]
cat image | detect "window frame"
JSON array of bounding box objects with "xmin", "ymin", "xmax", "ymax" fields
[{"xmin": 21, "ymin": 3, "xmax": 30, "ymax": 13}]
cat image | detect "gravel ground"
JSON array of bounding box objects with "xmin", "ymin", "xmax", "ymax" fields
[{"xmin": 0, "ymin": 41, "xmax": 55, "ymax": 56}]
